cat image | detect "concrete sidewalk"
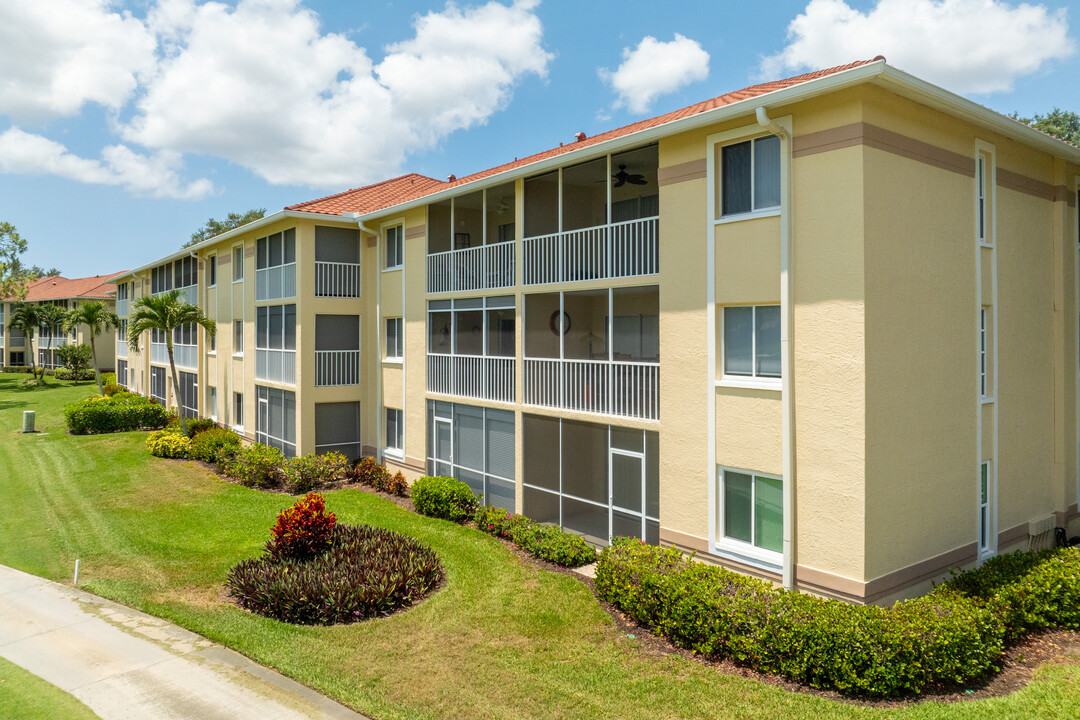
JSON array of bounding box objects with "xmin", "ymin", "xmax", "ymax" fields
[{"xmin": 0, "ymin": 564, "xmax": 368, "ymax": 720}]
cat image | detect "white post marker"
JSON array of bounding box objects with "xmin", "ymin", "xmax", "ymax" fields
[{"xmin": 74, "ymin": 559, "xmax": 80, "ymax": 586}]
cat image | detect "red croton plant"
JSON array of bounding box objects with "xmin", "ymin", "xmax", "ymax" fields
[{"xmin": 268, "ymin": 493, "xmax": 337, "ymax": 561}]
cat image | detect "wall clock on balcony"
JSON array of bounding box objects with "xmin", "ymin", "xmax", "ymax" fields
[{"xmin": 549, "ymin": 310, "xmax": 571, "ymax": 336}]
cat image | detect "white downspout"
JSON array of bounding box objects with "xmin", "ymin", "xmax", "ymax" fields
[
  {"xmin": 757, "ymin": 106, "xmax": 795, "ymax": 590},
  {"xmin": 350, "ymin": 215, "xmax": 380, "ymax": 461}
]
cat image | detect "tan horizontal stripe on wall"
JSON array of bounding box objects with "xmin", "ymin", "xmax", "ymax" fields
[
  {"xmin": 998, "ymin": 522, "xmax": 1031, "ymax": 549},
  {"xmin": 366, "ymin": 237, "xmax": 377, "ymax": 248},
  {"xmin": 404, "ymin": 225, "xmax": 427, "ymax": 240},
  {"xmin": 244, "ymin": 246, "xmax": 255, "ymax": 258},
  {"xmin": 657, "ymin": 158, "xmax": 707, "ymax": 187},
  {"xmin": 795, "ymin": 122, "xmax": 1069, "ymax": 203},
  {"xmin": 658, "ymin": 526, "xmax": 708, "ymax": 553},
  {"xmin": 218, "ymin": 255, "xmax": 230, "ymax": 264},
  {"xmin": 794, "ymin": 565, "xmax": 866, "ymax": 604},
  {"xmin": 862, "ymin": 541, "xmax": 977, "ymax": 603},
  {"xmin": 386, "ymin": 455, "xmax": 426, "ymax": 474}
]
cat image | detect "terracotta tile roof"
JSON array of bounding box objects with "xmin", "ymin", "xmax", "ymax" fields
[
  {"xmin": 287, "ymin": 58, "xmax": 882, "ymax": 216},
  {"xmin": 11, "ymin": 271, "xmax": 127, "ymax": 303}
]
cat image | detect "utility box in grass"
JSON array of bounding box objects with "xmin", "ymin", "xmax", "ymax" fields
[{"xmin": 22, "ymin": 410, "xmax": 35, "ymax": 433}]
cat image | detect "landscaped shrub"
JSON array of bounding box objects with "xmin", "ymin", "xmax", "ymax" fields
[
  {"xmin": 64, "ymin": 394, "xmax": 171, "ymax": 434},
  {"xmin": 189, "ymin": 427, "xmax": 241, "ymax": 463},
  {"xmin": 346, "ymin": 456, "xmax": 410, "ymax": 496},
  {"xmin": 146, "ymin": 428, "xmax": 192, "ymax": 458},
  {"xmin": 220, "ymin": 443, "xmax": 285, "ymax": 488},
  {"xmin": 595, "ymin": 540, "xmax": 1004, "ymax": 697},
  {"xmin": 267, "ymin": 493, "xmax": 337, "ymax": 561},
  {"xmin": 167, "ymin": 416, "xmax": 218, "ymax": 438},
  {"xmin": 102, "ymin": 383, "xmax": 121, "ymax": 397},
  {"xmin": 282, "ymin": 452, "xmax": 348, "ymax": 494},
  {"xmin": 411, "ymin": 476, "xmax": 479, "ymax": 522},
  {"xmin": 945, "ymin": 547, "xmax": 1080, "ymax": 641},
  {"xmin": 226, "ymin": 523, "xmax": 444, "ymax": 625},
  {"xmin": 53, "ymin": 366, "xmax": 95, "ymax": 381},
  {"xmin": 474, "ymin": 505, "xmax": 597, "ymax": 567}
]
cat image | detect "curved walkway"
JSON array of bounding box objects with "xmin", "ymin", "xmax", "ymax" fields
[{"xmin": 0, "ymin": 564, "xmax": 367, "ymax": 720}]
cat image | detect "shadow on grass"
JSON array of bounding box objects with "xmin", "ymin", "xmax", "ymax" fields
[{"xmin": 0, "ymin": 400, "xmax": 29, "ymax": 410}]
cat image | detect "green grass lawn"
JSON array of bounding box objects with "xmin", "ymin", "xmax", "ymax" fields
[
  {"xmin": 1, "ymin": 372, "xmax": 1078, "ymax": 720},
  {"xmin": 0, "ymin": 656, "xmax": 102, "ymax": 720}
]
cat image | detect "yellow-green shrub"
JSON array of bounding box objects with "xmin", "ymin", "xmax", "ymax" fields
[{"xmin": 146, "ymin": 429, "xmax": 192, "ymax": 458}]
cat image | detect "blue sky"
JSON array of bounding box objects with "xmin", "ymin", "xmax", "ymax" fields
[{"xmin": 1, "ymin": 0, "xmax": 1077, "ymax": 277}]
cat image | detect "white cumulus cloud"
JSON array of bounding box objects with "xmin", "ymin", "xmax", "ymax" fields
[
  {"xmin": 0, "ymin": 0, "xmax": 157, "ymax": 121},
  {"xmin": 0, "ymin": 127, "xmax": 214, "ymax": 199},
  {"xmin": 599, "ymin": 34, "xmax": 710, "ymax": 114},
  {"xmin": 762, "ymin": 0, "xmax": 1074, "ymax": 94},
  {"xmin": 123, "ymin": 0, "xmax": 551, "ymax": 187}
]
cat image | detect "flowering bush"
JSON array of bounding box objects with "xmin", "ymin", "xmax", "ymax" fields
[
  {"xmin": 267, "ymin": 493, "xmax": 337, "ymax": 561},
  {"xmin": 146, "ymin": 428, "xmax": 192, "ymax": 458}
]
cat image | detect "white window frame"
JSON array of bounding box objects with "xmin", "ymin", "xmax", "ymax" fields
[
  {"xmin": 233, "ymin": 319, "xmax": 244, "ymax": 357},
  {"xmin": 385, "ymin": 407, "xmax": 404, "ymax": 459},
  {"xmin": 717, "ymin": 304, "xmax": 782, "ymax": 390},
  {"xmin": 233, "ymin": 391, "xmax": 244, "ymax": 433},
  {"xmin": 711, "ymin": 125, "xmax": 786, "ymax": 224},
  {"xmin": 978, "ymin": 460, "xmax": 996, "ymax": 560},
  {"xmin": 207, "ymin": 253, "xmax": 217, "ymax": 288},
  {"xmin": 384, "ymin": 224, "xmax": 404, "ymax": 271},
  {"xmin": 715, "ymin": 465, "xmax": 783, "ymax": 568},
  {"xmin": 385, "ymin": 317, "xmax": 404, "ymax": 362},
  {"xmin": 232, "ymin": 244, "xmax": 245, "ymax": 283},
  {"xmin": 979, "ymin": 306, "xmax": 991, "ymax": 400},
  {"xmin": 976, "ymin": 153, "xmax": 995, "ymax": 247},
  {"xmin": 207, "ymin": 386, "xmax": 217, "ymax": 421}
]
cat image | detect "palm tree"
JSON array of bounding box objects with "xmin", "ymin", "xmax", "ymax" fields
[
  {"xmin": 65, "ymin": 300, "xmax": 119, "ymax": 395},
  {"xmin": 36, "ymin": 304, "xmax": 68, "ymax": 379},
  {"xmin": 7, "ymin": 304, "xmax": 40, "ymax": 379},
  {"xmin": 127, "ymin": 289, "xmax": 216, "ymax": 436}
]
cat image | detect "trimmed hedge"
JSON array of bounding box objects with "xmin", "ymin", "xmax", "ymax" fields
[
  {"xmin": 146, "ymin": 429, "xmax": 192, "ymax": 458},
  {"xmin": 64, "ymin": 394, "xmax": 171, "ymax": 434},
  {"xmin": 189, "ymin": 427, "xmax": 241, "ymax": 463},
  {"xmin": 283, "ymin": 452, "xmax": 348, "ymax": 494},
  {"xmin": 166, "ymin": 416, "xmax": 218, "ymax": 438},
  {"xmin": 474, "ymin": 505, "xmax": 597, "ymax": 567},
  {"xmin": 53, "ymin": 367, "xmax": 95, "ymax": 381},
  {"xmin": 595, "ymin": 540, "xmax": 1004, "ymax": 697},
  {"xmin": 219, "ymin": 443, "xmax": 286, "ymax": 488},
  {"xmin": 411, "ymin": 476, "xmax": 479, "ymax": 522}
]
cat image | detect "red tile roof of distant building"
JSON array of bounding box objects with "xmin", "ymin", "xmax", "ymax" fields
[
  {"xmin": 8, "ymin": 271, "xmax": 127, "ymax": 303},
  {"xmin": 287, "ymin": 58, "xmax": 882, "ymax": 216}
]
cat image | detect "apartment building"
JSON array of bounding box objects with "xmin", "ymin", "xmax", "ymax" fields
[
  {"xmin": 2, "ymin": 273, "xmax": 124, "ymax": 369},
  {"xmin": 113, "ymin": 58, "xmax": 1080, "ymax": 603}
]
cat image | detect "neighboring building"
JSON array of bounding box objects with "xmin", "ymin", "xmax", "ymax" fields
[
  {"xmin": 113, "ymin": 58, "xmax": 1080, "ymax": 604},
  {"xmin": 2, "ymin": 273, "xmax": 125, "ymax": 369}
]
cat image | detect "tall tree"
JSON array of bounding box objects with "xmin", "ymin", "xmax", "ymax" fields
[
  {"xmin": 8, "ymin": 304, "xmax": 39, "ymax": 380},
  {"xmin": 65, "ymin": 301, "xmax": 119, "ymax": 395},
  {"xmin": 36, "ymin": 304, "xmax": 67, "ymax": 380},
  {"xmin": 0, "ymin": 222, "xmax": 29, "ymax": 300},
  {"xmin": 1013, "ymin": 108, "xmax": 1080, "ymax": 145},
  {"xmin": 127, "ymin": 289, "xmax": 216, "ymax": 436},
  {"xmin": 185, "ymin": 209, "xmax": 266, "ymax": 248}
]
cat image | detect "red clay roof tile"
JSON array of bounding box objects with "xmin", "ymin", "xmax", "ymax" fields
[{"xmin": 10, "ymin": 271, "xmax": 127, "ymax": 303}]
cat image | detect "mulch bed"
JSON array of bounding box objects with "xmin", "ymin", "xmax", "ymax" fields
[{"xmin": 201, "ymin": 464, "xmax": 1080, "ymax": 704}]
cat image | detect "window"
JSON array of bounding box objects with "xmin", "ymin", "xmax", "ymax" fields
[
  {"xmin": 386, "ymin": 317, "xmax": 403, "ymax": 360},
  {"xmin": 173, "ymin": 256, "xmax": 196, "ymax": 289},
  {"xmin": 150, "ymin": 366, "xmax": 166, "ymax": 405},
  {"xmin": 116, "ymin": 359, "xmax": 128, "ymax": 388},
  {"xmin": 233, "ymin": 246, "xmax": 244, "ymax": 281},
  {"xmin": 116, "ymin": 283, "xmax": 128, "ymax": 301},
  {"xmin": 233, "ymin": 320, "xmax": 243, "ymax": 355},
  {"xmin": 234, "ymin": 392, "xmax": 244, "ymax": 429},
  {"xmin": 717, "ymin": 467, "xmax": 783, "ymax": 563},
  {"xmin": 428, "ymin": 401, "xmax": 518, "ymax": 513},
  {"xmin": 386, "ymin": 407, "xmax": 403, "ymax": 455},
  {"xmin": 255, "ymin": 304, "xmax": 296, "ymax": 384},
  {"xmin": 256, "ymin": 385, "xmax": 296, "ymax": 457},
  {"xmin": 255, "ymin": 229, "xmax": 296, "ymax": 301},
  {"xmin": 178, "ymin": 371, "xmax": 198, "ymax": 419},
  {"xmin": 208, "ymin": 326, "xmax": 216, "ymax": 353},
  {"xmin": 384, "ymin": 225, "xmax": 403, "ymax": 270},
  {"xmin": 722, "ymin": 305, "xmax": 780, "ymax": 382},
  {"xmin": 976, "ymin": 150, "xmax": 994, "ymax": 245},
  {"xmin": 315, "ymin": 402, "xmax": 361, "ymax": 459},
  {"xmin": 721, "ymin": 135, "xmax": 780, "ymax": 217},
  {"xmin": 207, "ymin": 386, "xmax": 217, "ymax": 420},
  {"xmin": 208, "ymin": 255, "xmax": 217, "ymax": 287}
]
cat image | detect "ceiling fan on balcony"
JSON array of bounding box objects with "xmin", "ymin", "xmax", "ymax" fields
[{"xmin": 611, "ymin": 165, "xmax": 647, "ymax": 187}]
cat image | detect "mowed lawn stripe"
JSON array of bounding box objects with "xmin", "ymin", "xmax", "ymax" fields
[{"xmin": 0, "ymin": 374, "xmax": 1077, "ymax": 720}]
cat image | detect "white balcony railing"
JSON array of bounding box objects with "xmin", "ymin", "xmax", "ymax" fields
[
  {"xmin": 39, "ymin": 336, "xmax": 69, "ymax": 350},
  {"xmin": 427, "ymin": 353, "xmax": 514, "ymax": 403},
  {"xmin": 524, "ymin": 358, "xmax": 659, "ymax": 420},
  {"xmin": 9, "ymin": 336, "xmax": 24, "ymax": 348},
  {"xmin": 315, "ymin": 261, "xmax": 362, "ymax": 298},
  {"xmin": 149, "ymin": 342, "xmax": 196, "ymax": 369},
  {"xmin": 427, "ymin": 242, "xmax": 515, "ymax": 294},
  {"xmin": 315, "ymin": 350, "xmax": 361, "ymax": 386},
  {"xmin": 116, "ymin": 339, "xmax": 127, "ymax": 359},
  {"xmin": 116, "ymin": 299, "xmax": 128, "ymax": 317},
  {"xmin": 523, "ymin": 216, "xmax": 659, "ymax": 286},
  {"xmin": 256, "ymin": 263, "xmax": 296, "ymax": 301},
  {"xmin": 154, "ymin": 285, "xmax": 197, "ymax": 305},
  {"xmin": 255, "ymin": 348, "xmax": 296, "ymax": 385}
]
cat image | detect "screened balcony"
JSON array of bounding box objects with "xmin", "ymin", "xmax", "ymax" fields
[
  {"xmin": 315, "ymin": 226, "xmax": 361, "ymax": 298},
  {"xmin": 315, "ymin": 314, "xmax": 360, "ymax": 386},
  {"xmin": 427, "ymin": 296, "xmax": 515, "ymax": 403},
  {"xmin": 255, "ymin": 304, "xmax": 296, "ymax": 385},
  {"xmin": 524, "ymin": 286, "xmax": 659, "ymax": 420},
  {"xmin": 523, "ymin": 144, "xmax": 659, "ymax": 286},
  {"xmin": 255, "ymin": 229, "xmax": 296, "ymax": 301},
  {"xmin": 427, "ymin": 182, "xmax": 516, "ymax": 293}
]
